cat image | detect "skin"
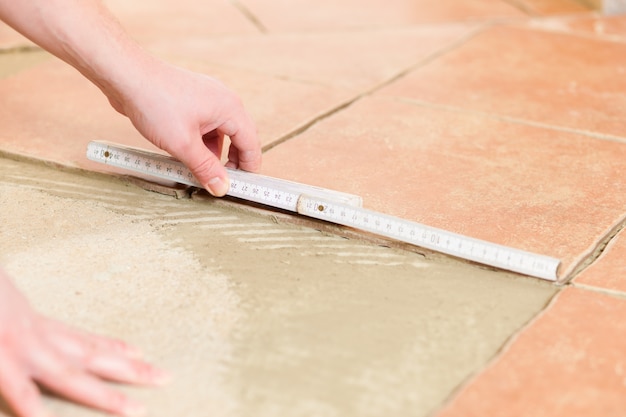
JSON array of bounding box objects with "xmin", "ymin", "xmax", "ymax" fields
[{"xmin": 0, "ymin": 1, "xmax": 263, "ymax": 416}]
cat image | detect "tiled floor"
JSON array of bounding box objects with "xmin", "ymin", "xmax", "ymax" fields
[{"xmin": 2, "ymin": 0, "xmax": 626, "ymax": 416}]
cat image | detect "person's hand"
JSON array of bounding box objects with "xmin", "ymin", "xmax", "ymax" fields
[
  {"xmin": 105, "ymin": 57, "xmax": 262, "ymax": 197},
  {"xmin": 0, "ymin": 269, "xmax": 168, "ymax": 417},
  {"xmin": 0, "ymin": 0, "xmax": 262, "ymax": 197}
]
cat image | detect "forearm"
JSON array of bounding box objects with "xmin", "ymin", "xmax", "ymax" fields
[{"xmin": 0, "ymin": 0, "xmax": 148, "ymax": 105}]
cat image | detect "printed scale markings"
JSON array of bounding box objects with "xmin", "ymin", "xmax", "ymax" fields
[{"xmin": 87, "ymin": 141, "xmax": 561, "ymax": 281}]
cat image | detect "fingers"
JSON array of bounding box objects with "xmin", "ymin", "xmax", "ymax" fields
[
  {"xmin": 220, "ymin": 110, "xmax": 262, "ymax": 173},
  {"xmin": 45, "ymin": 320, "xmax": 169, "ymax": 386},
  {"xmin": 173, "ymin": 112, "xmax": 261, "ymax": 197},
  {"xmin": 174, "ymin": 136, "xmax": 230, "ymax": 197},
  {"xmin": 47, "ymin": 319, "xmax": 143, "ymax": 360},
  {"xmin": 35, "ymin": 362, "xmax": 145, "ymax": 417},
  {"xmin": 0, "ymin": 348, "xmax": 50, "ymax": 417}
]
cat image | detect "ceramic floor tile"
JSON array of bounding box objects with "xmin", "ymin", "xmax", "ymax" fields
[
  {"xmin": 103, "ymin": 0, "xmax": 259, "ymax": 42},
  {"xmin": 379, "ymin": 25, "xmax": 626, "ymax": 139},
  {"xmin": 525, "ymin": 13, "xmax": 626, "ymax": 40},
  {"xmin": 574, "ymin": 227, "xmax": 626, "ymax": 292},
  {"xmin": 150, "ymin": 25, "xmax": 477, "ymax": 91},
  {"xmin": 236, "ymin": 0, "xmax": 523, "ymax": 32},
  {"xmin": 435, "ymin": 286, "xmax": 626, "ymax": 417},
  {"xmin": 0, "ymin": 57, "xmax": 355, "ymax": 169},
  {"xmin": 261, "ymin": 96, "xmax": 626, "ymax": 280}
]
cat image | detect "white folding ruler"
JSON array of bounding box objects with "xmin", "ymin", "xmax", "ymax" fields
[{"xmin": 87, "ymin": 140, "xmax": 560, "ymax": 281}]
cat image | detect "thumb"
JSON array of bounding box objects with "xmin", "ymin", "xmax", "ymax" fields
[{"xmin": 174, "ymin": 138, "xmax": 229, "ymax": 197}]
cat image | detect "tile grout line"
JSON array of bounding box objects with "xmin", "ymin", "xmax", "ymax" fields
[
  {"xmin": 393, "ymin": 97, "xmax": 626, "ymax": 145},
  {"xmin": 570, "ymin": 282, "xmax": 626, "ymax": 300},
  {"xmin": 228, "ymin": 0, "xmax": 268, "ymax": 34},
  {"xmin": 263, "ymin": 22, "xmax": 492, "ymax": 153},
  {"xmin": 0, "ymin": 44, "xmax": 41, "ymax": 54},
  {"xmin": 426, "ymin": 284, "xmax": 565, "ymax": 417},
  {"xmin": 564, "ymin": 215, "xmax": 626, "ymax": 281}
]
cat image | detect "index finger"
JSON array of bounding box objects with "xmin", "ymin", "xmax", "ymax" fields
[{"xmin": 219, "ymin": 109, "xmax": 262, "ymax": 173}]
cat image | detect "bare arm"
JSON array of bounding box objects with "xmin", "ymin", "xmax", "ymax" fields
[{"xmin": 0, "ymin": 0, "xmax": 262, "ymax": 196}]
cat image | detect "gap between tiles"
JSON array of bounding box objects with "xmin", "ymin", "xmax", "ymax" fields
[
  {"xmin": 263, "ymin": 24, "xmax": 489, "ymax": 152},
  {"xmin": 229, "ymin": 0, "xmax": 268, "ymax": 33},
  {"xmin": 567, "ymin": 216, "xmax": 626, "ymax": 279},
  {"xmin": 370, "ymin": 96, "xmax": 626, "ymax": 283},
  {"xmin": 0, "ymin": 44, "xmax": 41, "ymax": 54},
  {"xmin": 571, "ymin": 282, "xmax": 626, "ymax": 300},
  {"xmin": 429, "ymin": 281, "xmax": 564, "ymax": 417},
  {"xmin": 392, "ymin": 97, "xmax": 626, "ymax": 145}
]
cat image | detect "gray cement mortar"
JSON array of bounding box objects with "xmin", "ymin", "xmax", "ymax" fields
[{"xmin": 0, "ymin": 157, "xmax": 557, "ymax": 417}]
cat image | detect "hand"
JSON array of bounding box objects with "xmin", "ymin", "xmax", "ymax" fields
[
  {"xmin": 0, "ymin": 0, "xmax": 262, "ymax": 197},
  {"xmin": 106, "ymin": 57, "xmax": 262, "ymax": 197},
  {"xmin": 0, "ymin": 269, "xmax": 168, "ymax": 417}
]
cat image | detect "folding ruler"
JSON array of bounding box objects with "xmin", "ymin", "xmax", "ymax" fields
[{"xmin": 87, "ymin": 140, "xmax": 560, "ymax": 281}]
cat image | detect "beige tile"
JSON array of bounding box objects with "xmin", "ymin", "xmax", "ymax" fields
[
  {"xmin": 236, "ymin": 0, "xmax": 523, "ymax": 32},
  {"xmin": 574, "ymin": 227, "xmax": 626, "ymax": 292},
  {"xmin": 150, "ymin": 24, "xmax": 477, "ymax": 91},
  {"xmin": 104, "ymin": 0, "xmax": 259, "ymax": 42},
  {"xmin": 261, "ymin": 96, "xmax": 626, "ymax": 280},
  {"xmin": 436, "ymin": 287, "xmax": 626, "ymax": 417},
  {"xmin": 379, "ymin": 25, "xmax": 626, "ymax": 139}
]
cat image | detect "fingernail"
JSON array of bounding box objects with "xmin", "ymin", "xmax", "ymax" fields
[
  {"xmin": 123, "ymin": 401, "xmax": 146, "ymax": 417},
  {"xmin": 205, "ymin": 176, "xmax": 229, "ymax": 197}
]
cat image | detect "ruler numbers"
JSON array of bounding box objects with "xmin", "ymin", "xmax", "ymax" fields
[
  {"xmin": 300, "ymin": 196, "xmax": 558, "ymax": 280},
  {"xmin": 87, "ymin": 141, "xmax": 560, "ymax": 281},
  {"xmin": 229, "ymin": 178, "xmax": 299, "ymax": 211}
]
